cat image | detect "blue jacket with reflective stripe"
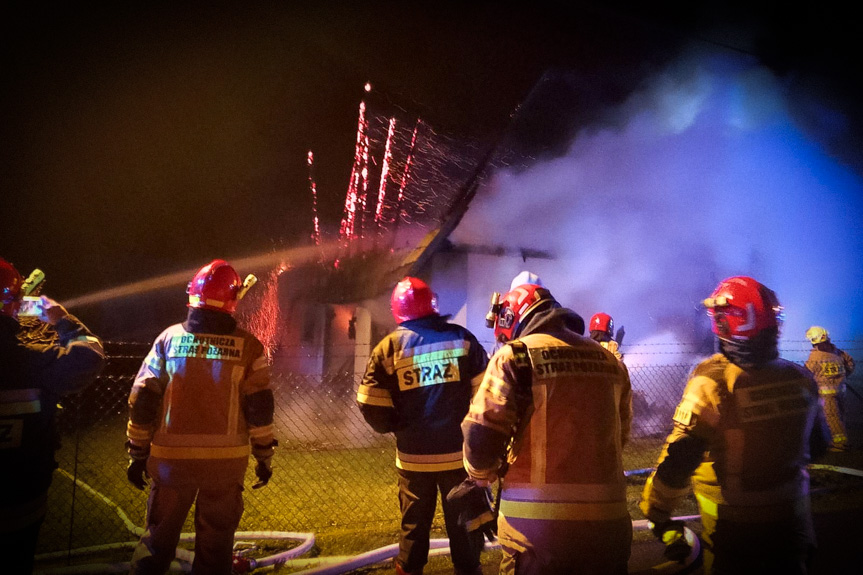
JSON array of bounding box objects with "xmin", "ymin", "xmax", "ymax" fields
[{"xmin": 358, "ymin": 315, "xmax": 488, "ymax": 471}]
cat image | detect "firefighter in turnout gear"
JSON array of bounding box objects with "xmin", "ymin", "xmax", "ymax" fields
[
  {"xmin": 463, "ymin": 282, "xmax": 632, "ymax": 575},
  {"xmin": 805, "ymin": 325, "xmax": 855, "ymax": 450},
  {"xmin": 589, "ymin": 312, "xmax": 623, "ymax": 361},
  {"xmin": 357, "ymin": 277, "xmax": 489, "ymax": 575},
  {"xmin": 1, "ymin": 258, "xmax": 105, "ymax": 575},
  {"xmin": 641, "ymin": 276, "xmax": 831, "ymax": 575},
  {"xmin": 126, "ymin": 259, "xmax": 275, "ymax": 575}
]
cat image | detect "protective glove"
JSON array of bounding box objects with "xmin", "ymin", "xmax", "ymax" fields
[
  {"xmin": 252, "ymin": 440, "xmax": 277, "ymax": 489},
  {"xmin": 649, "ymin": 518, "xmax": 691, "ymax": 563},
  {"xmin": 252, "ymin": 459, "xmax": 272, "ymax": 489},
  {"xmin": 446, "ymin": 478, "xmax": 497, "ymax": 542},
  {"xmin": 127, "ymin": 458, "xmax": 150, "ymax": 491}
]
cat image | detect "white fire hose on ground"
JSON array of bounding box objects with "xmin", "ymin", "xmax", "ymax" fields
[
  {"xmin": 42, "ymin": 464, "xmax": 863, "ymax": 574},
  {"xmin": 35, "ymin": 470, "xmax": 316, "ymax": 574},
  {"xmin": 35, "ymin": 467, "xmax": 700, "ymax": 575},
  {"xmin": 274, "ymin": 516, "xmax": 703, "ymax": 575}
]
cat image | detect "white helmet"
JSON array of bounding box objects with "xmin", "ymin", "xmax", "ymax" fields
[{"xmin": 509, "ymin": 271, "xmax": 543, "ymax": 291}]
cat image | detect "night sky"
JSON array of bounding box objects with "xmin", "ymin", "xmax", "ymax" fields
[{"xmin": 2, "ymin": 3, "xmax": 860, "ymax": 324}]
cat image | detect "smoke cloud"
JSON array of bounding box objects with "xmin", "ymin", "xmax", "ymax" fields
[{"xmin": 453, "ymin": 45, "xmax": 863, "ymax": 361}]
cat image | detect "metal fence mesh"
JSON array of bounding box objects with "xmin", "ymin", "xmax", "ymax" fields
[{"xmin": 35, "ymin": 342, "xmax": 862, "ymax": 564}]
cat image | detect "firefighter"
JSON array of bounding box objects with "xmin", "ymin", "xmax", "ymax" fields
[
  {"xmin": 357, "ymin": 277, "xmax": 488, "ymax": 575},
  {"xmin": 0, "ymin": 257, "xmax": 105, "ymax": 575},
  {"xmin": 805, "ymin": 325, "xmax": 856, "ymax": 450},
  {"xmin": 589, "ymin": 312, "xmax": 623, "ymax": 361},
  {"xmin": 641, "ymin": 276, "xmax": 831, "ymax": 575},
  {"xmin": 461, "ymin": 282, "xmax": 632, "ymax": 575},
  {"xmin": 126, "ymin": 259, "xmax": 275, "ymax": 575}
]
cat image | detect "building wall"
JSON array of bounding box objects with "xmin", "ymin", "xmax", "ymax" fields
[{"xmin": 429, "ymin": 249, "xmax": 563, "ymax": 353}]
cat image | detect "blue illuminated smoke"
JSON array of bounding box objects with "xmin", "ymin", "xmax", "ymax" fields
[{"xmin": 453, "ymin": 46, "xmax": 863, "ymax": 358}]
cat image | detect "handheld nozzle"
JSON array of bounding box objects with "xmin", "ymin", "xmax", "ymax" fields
[
  {"xmin": 485, "ymin": 292, "xmax": 501, "ymax": 328},
  {"xmin": 237, "ymin": 274, "xmax": 258, "ymax": 301},
  {"xmin": 21, "ymin": 269, "xmax": 46, "ymax": 296}
]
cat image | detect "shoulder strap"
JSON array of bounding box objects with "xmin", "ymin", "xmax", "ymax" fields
[
  {"xmin": 509, "ymin": 339, "xmax": 533, "ymax": 390},
  {"xmin": 500, "ymin": 340, "xmax": 534, "ymax": 475}
]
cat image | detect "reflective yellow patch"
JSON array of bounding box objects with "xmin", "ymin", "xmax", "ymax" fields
[
  {"xmin": 736, "ymin": 381, "xmax": 809, "ymax": 423},
  {"xmin": 673, "ymin": 405, "xmax": 693, "ymax": 426},
  {"xmin": 397, "ymin": 349, "xmax": 464, "ymax": 390},
  {"xmin": 167, "ymin": 333, "xmax": 245, "ymax": 362}
]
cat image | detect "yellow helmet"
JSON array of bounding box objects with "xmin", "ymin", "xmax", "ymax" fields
[{"xmin": 806, "ymin": 326, "xmax": 829, "ymax": 345}]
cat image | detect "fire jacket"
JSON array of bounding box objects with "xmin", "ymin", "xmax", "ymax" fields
[
  {"xmin": 641, "ymin": 353, "xmax": 830, "ymax": 524},
  {"xmin": 805, "ymin": 343, "xmax": 855, "ymax": 394},
  {"xmin": 127, "ymin": 309, "xmax": 273, "ymax": 485},
  {"xmin": 0, "ymin": 314, "xmax": 104, "ymax": 529},
  {"xmin": 601, "ymin": 340, "xmax": 623, "ymax": 361},
  {"xmin": 463, "ymin": 307, "xmax": 633, "ymax": 524},
  {"xmin": 358, "ymin": 314, "xmax": 488, "ymax": 472}
]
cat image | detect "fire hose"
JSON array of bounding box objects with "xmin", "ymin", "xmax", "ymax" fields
[
  {"xmin": 35, "ymin": 467, "xmax": 699, "ymax": 575},
  {"xmin": 35, "ymin": 470, "xmax": 315, "ymax": 574},
  {"xmin": 41, "ymin": 463, "xmax": 863, "ymax": 574}
]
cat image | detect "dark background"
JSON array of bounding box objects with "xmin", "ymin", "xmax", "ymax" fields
[{"xmin": 2, "ymin": 2, "xmax": 861, "ymax": 306}]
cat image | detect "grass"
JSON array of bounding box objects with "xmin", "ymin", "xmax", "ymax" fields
[{"xmin": 34, "ymin": 374, "xmax": 863, "ymax": 574}]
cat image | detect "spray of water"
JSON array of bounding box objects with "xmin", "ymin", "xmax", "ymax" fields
[{"xmin": 63, "ymin": 242, "xmax": 342, "ymax": 309}]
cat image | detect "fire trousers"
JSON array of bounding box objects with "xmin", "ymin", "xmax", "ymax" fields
[
  {"xmin": 0, "ymin": 499, "xmax": 45, "ymax": 575},
  {"xmin": 129, "ymin": 480, "xmax": 244, "ymax": 575},
  {"xmin": 497, "ymin": 513, "xmax": 631, "ymax": 575},
  {"xmin": 697, "ymin": 493, "xmax": 814, "ymax": 575},
  {"xmin": 396, "ymin": 467, "xmax": 484, "ymax": 574}
]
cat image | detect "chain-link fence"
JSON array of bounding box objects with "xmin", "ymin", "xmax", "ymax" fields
[{"xmin": 35, "ymin": 341, "xmax": 862, "ymax": 566}]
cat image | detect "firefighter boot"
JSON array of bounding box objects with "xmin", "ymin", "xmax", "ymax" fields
[
  {"xmin": 454, "ymin": 567, "xmax": 483, "ymax": 575},
  {"xmin": 394, "ymin": 560, "xmax": 423, "ymax": 575}
]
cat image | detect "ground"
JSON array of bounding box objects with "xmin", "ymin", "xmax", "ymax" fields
[{"xmin": 319, "ymin": 449, "xmax": 863, "ymax": 575}]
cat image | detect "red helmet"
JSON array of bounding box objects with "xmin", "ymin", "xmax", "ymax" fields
[
  {"xmin": 703, "ymin": 276, "xmax": 783, "ymax": 341},
  {"xmin": 494, "ymin": 284, "xmax": 555, "ymax": 343},
  {"xmin": 391, "ymin": 277, "xmax": 439, "ymax": 324},
  {"xmin": 0, "ymin": 258, "xmax": 24, "ymax": 318},
  {"xmin": 590, "ymin": 312, "xmax": 614, "ymax": 336},
  {"xmin": 187, "ymin": 259, "xmax": 243, "ymax": 314}
]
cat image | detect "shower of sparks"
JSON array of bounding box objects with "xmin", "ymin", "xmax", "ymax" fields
[
  {"xmin": 242, "ymin": 265, "xmax": 286, "ymax": 361},
  {"xmin": 398, "ymin": 120, "xmax": 420, "ymax": 208},
  {"xmin": 374, "ymin": 117, "xmax": 397, "ymax": 228},
  {"xmin": 391, "ymin": 119, "xmax": 420, "ymax": 240},
  {"xmin": 307, "ymin": 151, "xmax": 321, "ymax": 246},
  {"xmin": 328, "ymin": 83, "xmax": 486, "ymax": 262},
  {"xmin": 340, "ymin": 100, "xmax": 367, "ymax": 244},
  {"xmin": 357, "ymin": 115, "xmax": 371, "ymax": 240}
]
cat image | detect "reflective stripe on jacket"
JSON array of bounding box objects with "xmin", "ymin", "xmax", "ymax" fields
[
  {"xmin": 805, "ymin": 347, "xmax": 854, "ymax": 391},
  {"xmin": 127, "ymin": 322, "xmax": 271, "ymax": 482},
  {"xmin": 465, "ymin": 330, "xmax": 632, "ymax": 522},
  {"xmin": 358, "ymin": 315, "xmax": 488, "ymax": 471},
  {"xmin": 641, "ymin": 354, "xmax": 830, "ymax": 522}
]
